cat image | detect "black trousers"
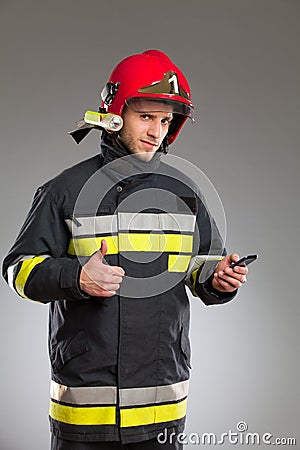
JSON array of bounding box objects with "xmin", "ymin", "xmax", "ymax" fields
[{"xmin": 51, "ymin": 435, "xmax": 183, "ymax": 449}]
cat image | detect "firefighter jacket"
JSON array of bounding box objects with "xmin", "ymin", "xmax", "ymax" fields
[{"xmin": 2, "ymin": 134, "xmax": 236, "ymax": 444}]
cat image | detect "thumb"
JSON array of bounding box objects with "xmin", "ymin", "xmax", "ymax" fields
[
  {"xmin": 230, "ymin": 253, "xmax": 240, "ymax": 264},
  {"xmin": 99, "ymin": 239, "xmax": 108, "ymax": 258}
]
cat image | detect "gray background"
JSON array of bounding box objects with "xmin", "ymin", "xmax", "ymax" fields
[{"xmin": 0, "ymin": 0, "xmax": 299, "ymax": 449}]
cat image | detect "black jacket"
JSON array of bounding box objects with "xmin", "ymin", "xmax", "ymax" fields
[{"xmin": 2, "ymin": 135, "xmax": 235, "ymax": 443}]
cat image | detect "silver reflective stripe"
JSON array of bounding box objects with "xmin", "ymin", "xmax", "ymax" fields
[
  {"xmin": 7, "ymin": 254, "xmax": 51, "ymax": 290},
  {"xmin": 66, "ymin": 213, "xmax": 196, "ymax": 237},
  {"xmin": 7, "ymin": 263, "xmax": 18, "ymax": 290},
  {"xmin": 50, "ymin": 381, "xmax": 117, "ymax": 405},
  {"xmin": 18, "ymin": 254, "xmax": 51, "ymax": 262},
  {"xmin": 65, "ymin": 216, "xmax": 117, "ymax": 237},
  {"xmin": 118, "ymin": 213, "xmax": 196, "ymax": 232},
  {"xmin": 185, "ymin": 254, "xmax": 224, "ymax": 290},
  {"xmin": 185, "ymin": 255, "xmax": 223, "ymax": 282},
  {"xmin": 119, "ymin": 379, "xmax": 189, "ymax": 407}
]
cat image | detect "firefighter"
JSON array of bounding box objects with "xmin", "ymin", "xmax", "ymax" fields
[{"xmin": 2, "ymin": 50, "xmax": 248, "ymax": 449}]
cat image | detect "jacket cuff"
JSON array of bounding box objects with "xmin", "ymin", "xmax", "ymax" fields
[
  {"xmin": 198, "ymin": 273, "xmax": 237, "ymax": 305},
  {"xmin": 60, "ymin": 259, "xmax": 90, "ymax": 300},
  {"xmin": 194, "ymin": 262, "xmax": 237, "ymax": 305}
]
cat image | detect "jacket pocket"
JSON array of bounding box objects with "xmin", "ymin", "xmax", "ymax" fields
[
  {"xmin": 180, "ymin": 326, "xmax": 192, "ymax": 369},
  {"xmin": 50, "ymin": 329, "xmax": 89, "ymax": 374}
]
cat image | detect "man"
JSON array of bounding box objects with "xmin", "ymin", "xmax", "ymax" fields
[{"xmin": 2, "ymin": 50, "xmax": 248, "ymax": 449}]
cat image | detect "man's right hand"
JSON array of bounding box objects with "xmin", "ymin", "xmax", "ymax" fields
[{"xmin": 79, "ymin": 239, "xmax": 125, "ymax": 297}]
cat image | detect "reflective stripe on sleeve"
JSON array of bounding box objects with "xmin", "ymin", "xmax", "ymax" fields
[
  {"xmin": 120, "ymin": 398, "xmax": 187, "ymax": 428},
  {"xmin": 14, "ymin": 255, "xmax": 49, "ymax": 298},
  {"xmin": 7, "ymin": 263, "xmax": 18, "ymax": 290},
  {"xmin": 50, "ymin": 381, "xmax": 117, "ymax": 405},
  {"xmin": 186, "ymin": 255, "xmax": 223, "ymax": 279},
  {"xmin": 185, "ymin": 255, "xmax": 223, "ymax": 296},
  {"xmin": 191, "ymin": 269, "xmax": 199, "ymax": 297}
]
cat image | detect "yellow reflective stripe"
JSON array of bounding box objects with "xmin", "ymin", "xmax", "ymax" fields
[
  {"xmin": 120, "ymin": 398, "xmax": 187, "ymax": 428},
  {"xmin": 68, "ymin": 235, "xmax": 118, "ymax": 256},
  {"xmin": 49, "ymin": 400, "xmax": 116, "ymax": 426},
  {"xmin": 168, "ymin": 255, "xmax": 191, "ymax": 273},
  {"xmin": 119, "ymin": 233, "xmax": 160, "ymax": 252},
  {"xmin": 68, "ymin": 233, "xmax": 193, "ymax": 256},
  {"xmin": 119, "ymin": 234, "xmax": 192, "ymax": 253},
  {"xmin": 191, "ymin": 268, "xmax": 199, "ymax": 296},
  {"xmin": 14, "ymin": 256, "xmax": 47, "ymax": 298}
]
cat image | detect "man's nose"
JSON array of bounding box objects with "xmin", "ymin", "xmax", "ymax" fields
[{"xmin": 147, "ymin": 119, "xmax": 162, "ymax": 139}]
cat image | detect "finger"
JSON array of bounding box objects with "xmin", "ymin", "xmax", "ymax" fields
[
  {"xmin": 214, "ymin": 275, "xmax": 237, "ymax": 291},
  {"xmin": 108, "ymin": 276, "xmax": 124, "ymax": 284},
  {"xmin": 233, "ymin": 265, "xmax": 248, "ymax": 275},
  {"xmin": 100, "ymin": 239, "xmax": 108, "ymax": 258},
  {"xmin": 229, "ymin": 274, "xmax": 247, "ymax": 284},
  {"xmin": 217, "ymin": 272, "xmax": 243, "ymax": 288},
  {"xmin": 98, "ymin": 290, "xmax": 116, "ymax": 297},
  {"xmin": 93, "ymin": 273, "xmax": 123, "ymax": 291},
  {"xmin": 83, "ymin": 285, "xmax": 116, "ymax": 297},
  {"xmin": 224, "ymin": 266, "xmax": 247, "ymax": 279},
  {"xmin": 102, "ymin": 284, "xmax": 121, "ymax": 292},
  {"xmin": 102, "ymin": 261, "xmax": 125, "ymax": 276},
  {"xmin": 111, "ymin": 266, "xmax": 125, "ymax": 277},
  {"xmin": 103, "ymin": 266, "xmax": 125, "ymax": 279},
  {"xmin": 93, "ymin": 283, "xmax": 119, "ymax": 296}
]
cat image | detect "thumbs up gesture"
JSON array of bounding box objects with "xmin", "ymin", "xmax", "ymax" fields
[{"xmin": 79, "ymin": 239, "xmax": 125, "ymax": 297}]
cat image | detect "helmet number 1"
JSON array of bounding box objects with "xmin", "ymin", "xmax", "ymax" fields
[{"xmin": 168, "ymin": 73, "xmax": 179, "ymax": 94}]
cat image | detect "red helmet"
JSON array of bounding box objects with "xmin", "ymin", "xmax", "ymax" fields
[{"xmin": 100, "ymin": 50, "xmax": 194, "ymax": 144}]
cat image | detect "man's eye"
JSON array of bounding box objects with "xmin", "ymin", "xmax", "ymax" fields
[
  {"xmin": 162, "ymin": 118, "xmax": 172, "ymax": 125},
  {"xmin": 140, "ymin": 114, "xmax": 150, "ymax": 120}
]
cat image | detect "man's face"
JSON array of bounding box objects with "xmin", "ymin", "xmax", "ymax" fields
[{"xmin": 118, "ymin": 99, "xmax": 173, "ymax": 162}]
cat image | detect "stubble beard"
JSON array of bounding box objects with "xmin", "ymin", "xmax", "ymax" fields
[{"xmin": 119, "ymin": 131, "xmax": 157, "ymax": 162}]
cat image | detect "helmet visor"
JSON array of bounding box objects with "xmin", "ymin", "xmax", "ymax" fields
[
  {"xmin": 127, "ymin": 70, "xmax": 194, "ymax": 119},
  {"xmin": 125, "ymin": 97, "xmax": 194, "ymax": 120}
]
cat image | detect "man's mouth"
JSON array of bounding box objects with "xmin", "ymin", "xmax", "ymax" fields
[{"xmin": 140, "ymin": 140, "xmax": 158, "ymax": 150}]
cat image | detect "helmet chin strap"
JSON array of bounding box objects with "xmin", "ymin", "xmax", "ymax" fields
[{"xmin": 161, "ymin": 137, "xmax": 169, "ymax": 154}]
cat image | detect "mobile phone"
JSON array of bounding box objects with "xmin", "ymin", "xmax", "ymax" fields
[{"xmin": 230, "ymin": 254, "xmax": 258, "ymax": 268}]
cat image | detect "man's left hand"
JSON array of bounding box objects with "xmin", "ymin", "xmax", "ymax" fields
[{"xmin": 212, "ymin": 254, "xmax": 248, "ymax": 293}]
